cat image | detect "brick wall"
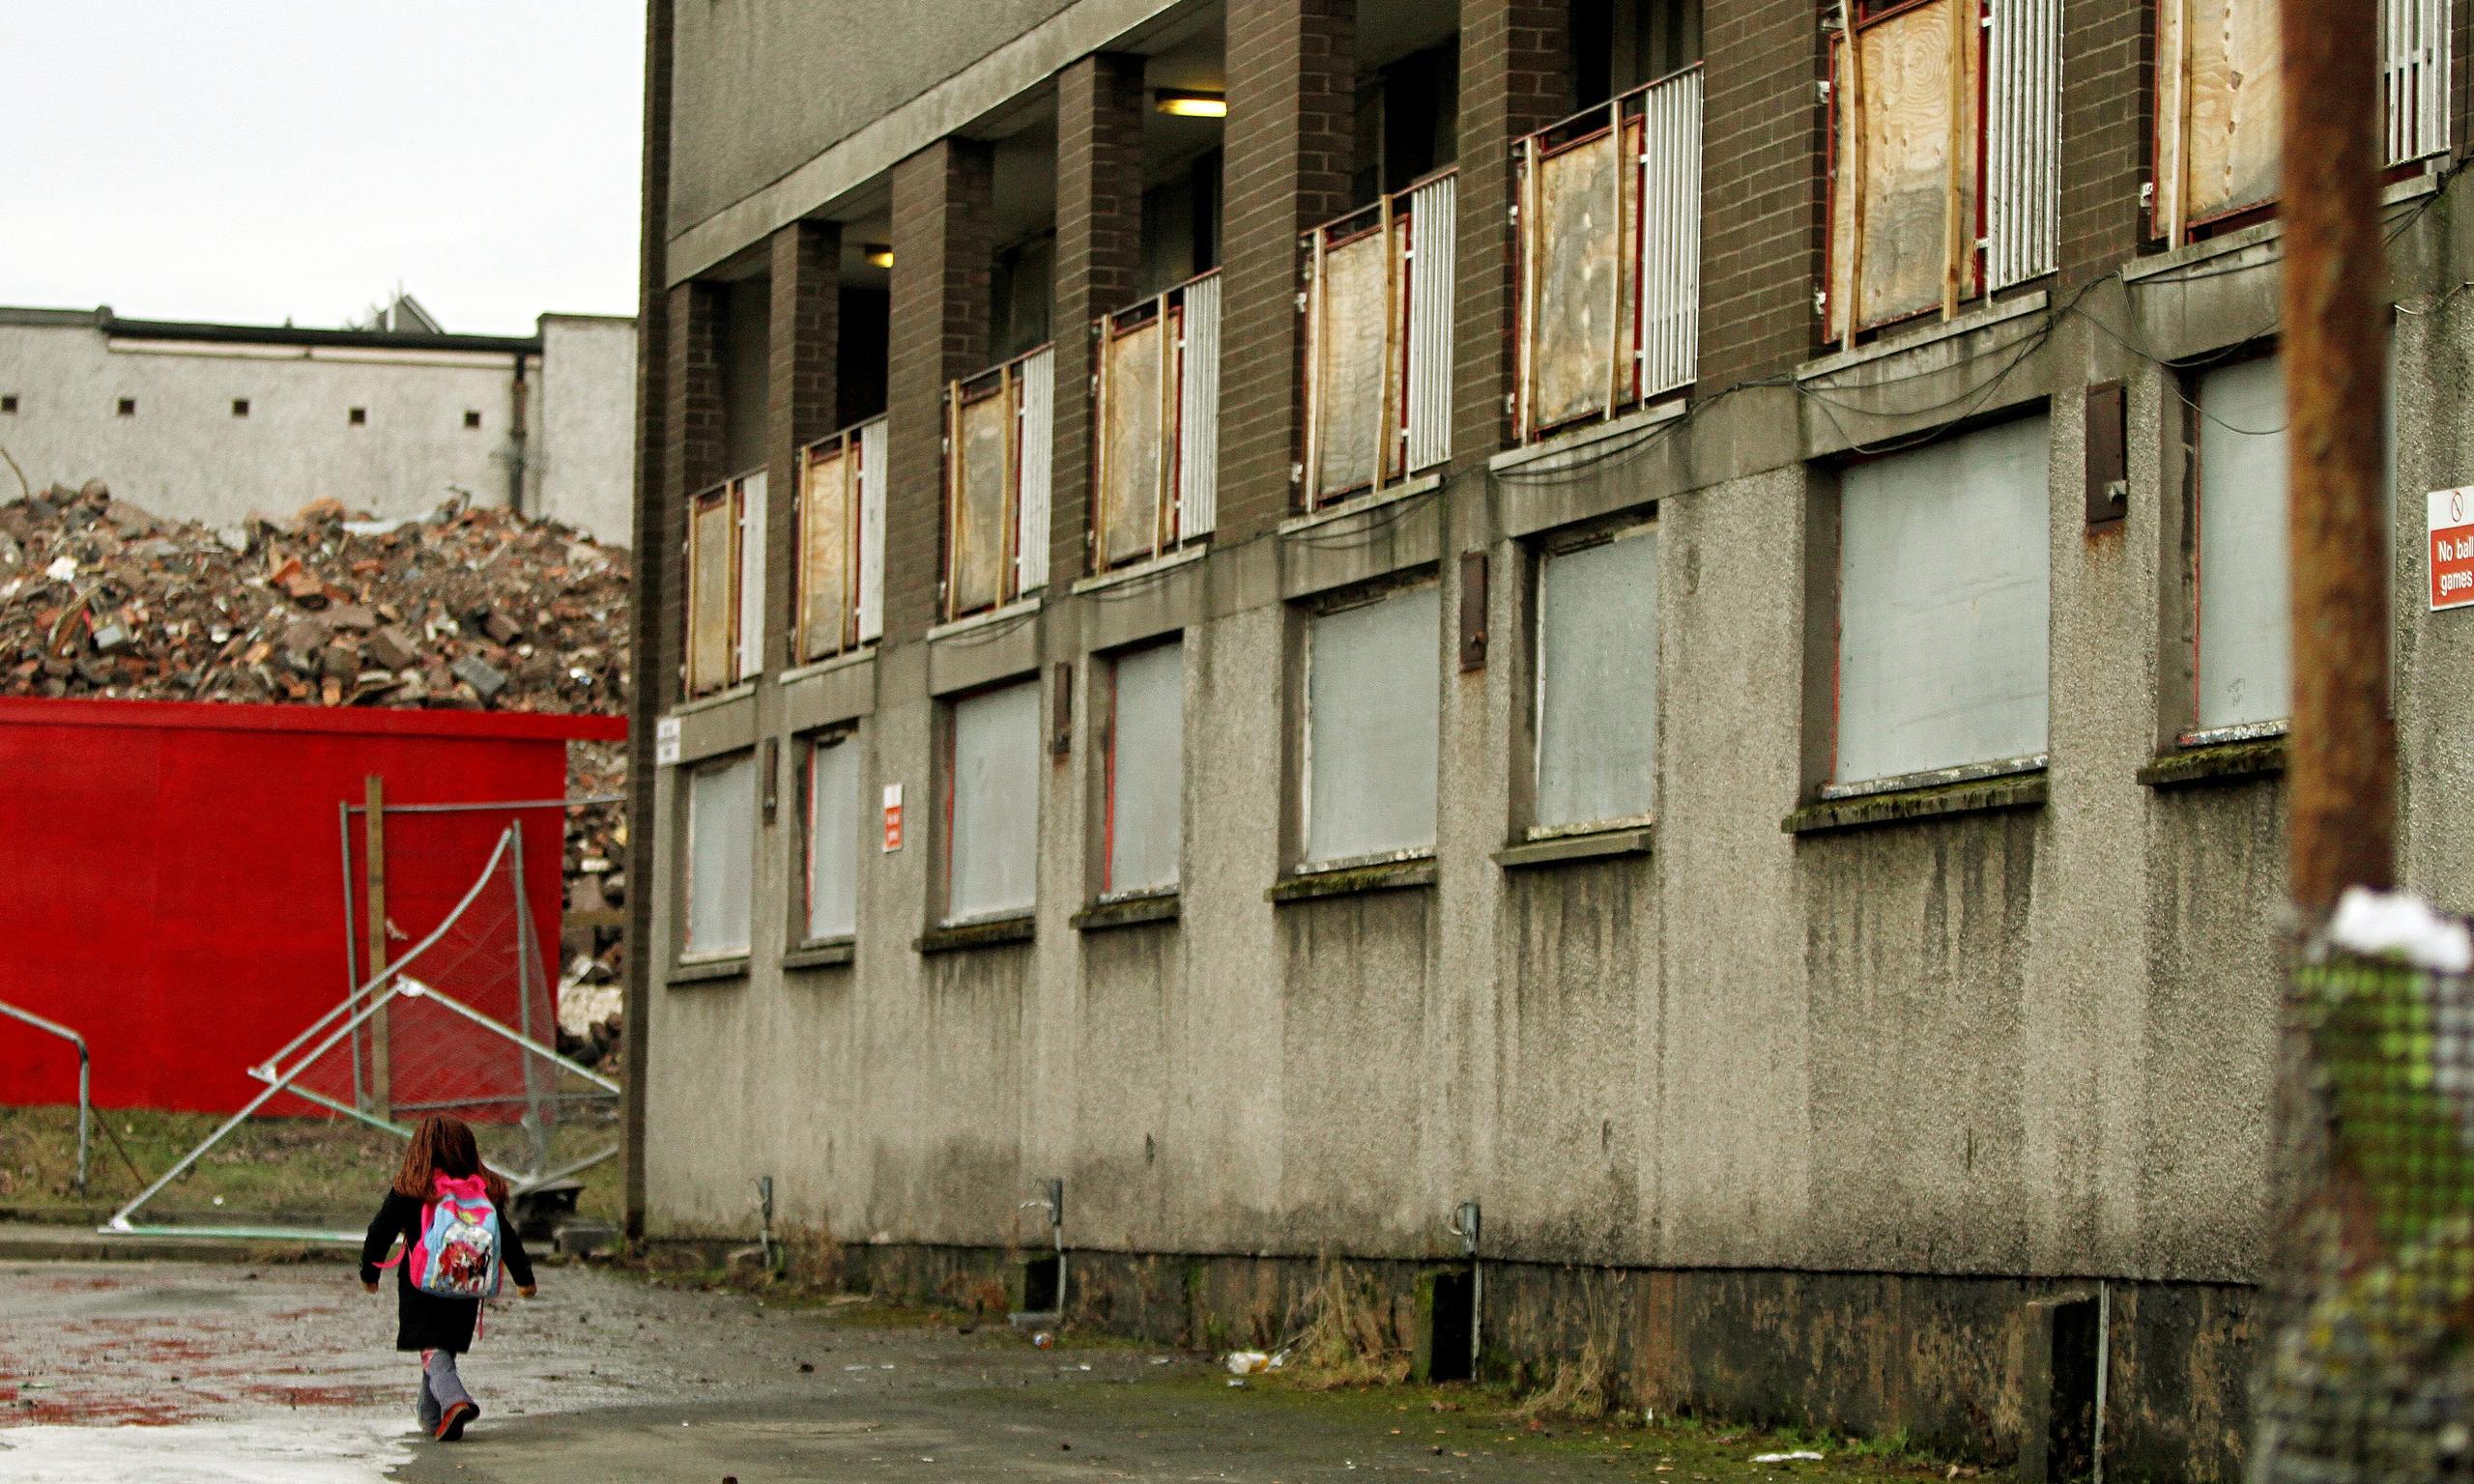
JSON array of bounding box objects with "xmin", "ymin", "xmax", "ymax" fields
[
  {"xmin": 622, "ymin": 0, "xmax": 676, "ymax": 1242},
  {"xmin": 769, "ymin": 218, "xmax": 842, "ymax": 664},
  {"xmin": 1454, "ymin": 0, "xmax": 1571, "ymax": 468},
  {"xmin": 2057, "ymin": 0, "xmax": 2149, "ymax": 284},
  {"xmin": 886, "ymin": 139, "xmax": 994, "ymax": 639},
  {"xmin": 1696, "ymin": 0, "xmax": 1825, "ymax": 391},
  {"xmin": 662, "ymin": 279, "xmax": 726, "ymax": 693},
  {"xmin": 1216, "ymin": 0, "xmax": 1356, "ymax": 541},
  {"xmin": 1052, "ymin": 54, "xmax": 1148, "ymax": 585}
]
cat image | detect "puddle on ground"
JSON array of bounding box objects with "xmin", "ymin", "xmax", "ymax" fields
[{"xmin": 0, "ymin": 1415, "xmax": 411, "ymax": 1483}]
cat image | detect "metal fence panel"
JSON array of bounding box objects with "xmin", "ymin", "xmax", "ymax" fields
[
  {"xmin": 1180, "ymin": 274, "xmax": 1221, "ymax": 536},
  {"xmin": 2384, "ymin": 0, "xmax": 2453, "ymax": 164},
  {"xmin": 1639, "ymin": 70, "xmax": 1703, "ymax": 396},
  {"xmin": 856, "ymin": 416, "xmax": 887, "ymax": 642},
  {"xmin": 1405, "ymin": 174, "xmax": 1456, "ymax": 473},
  {"xmin": 1017, "ymin": 346, "xmax": 1053, "ymax": 595},
  {"xmin": 1987, "ymin": 0, "xmax": 2059, "ymax": 288}
]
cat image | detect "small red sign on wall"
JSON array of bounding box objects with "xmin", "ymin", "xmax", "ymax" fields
[
  {"xmin": 2432, "ymin": 489, "xmax": 2474, "ymax": 612},
  {"xmin": 881, "ymin": 783, "xmax": 904, "ymax": 852}
]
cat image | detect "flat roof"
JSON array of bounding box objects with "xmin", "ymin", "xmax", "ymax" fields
[
  {"xmin": 0, "ymin": 696, "xmax": 626, "ymax": 743},
  {"xmin": 0, "ymin": 304, "xmax": 544, "ymax": 356}
]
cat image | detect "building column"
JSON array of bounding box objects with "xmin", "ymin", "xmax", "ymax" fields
[
  {"xmin": 1215, "ymin": 0, "xmax": 1356, "ymax": 540},
  {"xmin": 1454, "ymin": 0, "xmax": 1570, "ymax": 467},
  {"xmin": 886, "ymin": 138, "xmax": 994, "ymax": 639},
  {"xmin": 1052, "ymin": 53, "xmax": 1148, "ymax": 584},
  {"xmin": 767, "ymin": 218, "xmax": 842, "ymax": 665},
  {"xmin": 663, "ymin": 277, "xmax": 727, "ymax": 690}
]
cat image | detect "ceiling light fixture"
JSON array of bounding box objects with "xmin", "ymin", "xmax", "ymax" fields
[
  {"xmin": 1155, "ymin": 90, "xmax": 1227, "ymax": 119},
  {"xmin": 863, "ymin": 243, "xmax": 894, "ymax": 269}
]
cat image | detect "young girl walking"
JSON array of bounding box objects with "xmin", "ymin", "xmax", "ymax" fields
[{"xmin": 359, "ymin": 1114, "xmax": 538, "ymax": 1441}]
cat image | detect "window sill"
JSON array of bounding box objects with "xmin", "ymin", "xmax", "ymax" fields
[
  {"xmin": 1797, "ymin": 291, "xmax": 2050, "ymax": 382},
  {"xmin": 783, "ymin": 938, "xmax": 855, "ymax": 970},
  {"xmin": 1268, "ymin": 856, "xmax": 1438, "ymax": 903},
  {"xmin": 916, "ymin": 915, "xmax": 1035, "ymax": 955},
  {"xmin": 1495, "ymin": 825, "xmax": 1654, "ymax": 870},
  {"xmin": 667, "ymin": 956, "xmax": 751, "ymax": 986},
  {"xmin": 1072, "ymin": 544, "xmax": 1206, "ymax": 596},
  {"xmin": 1280, "ymin": 472, "xmax": 1444, "ymax": 536},
  {"xmin": 777, "ymin": 646, "xmax": 875, "ymax": 686},
  {"xmin": 1491, "ymin": 400, "xmax": 1686, "ymax": 475},
  {"xmin": 2139, "ymin": 737, "xmax": 2287, "ymax": 790},
  {"xmin": 929, "ymin": 597, "xmax": 1041, "ymax": 643},
  {"xmin": 1071, "ymin": 892, "xmax": 1181, "ymax": 932},
  {"xmin": 669, "ymin": 680, "xmax": 757, "ymax": 717},
  {"xmin": 1783, "ymin": 772, "xmax": 2049, "ymax": 837}
]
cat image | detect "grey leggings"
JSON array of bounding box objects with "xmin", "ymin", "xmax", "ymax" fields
[{"xmin": 416, "ymin": 1349, "xmax": 475, "ymax": 1430}]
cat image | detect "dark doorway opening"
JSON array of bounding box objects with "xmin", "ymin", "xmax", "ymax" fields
[
  {"xmin": 1427, "ymin": 1269, "xmax": 1476, "ymax": 1383},
  {"xmin": 1021, "ymin": 1253, "xmax": 1062, "ymax": 1315}
]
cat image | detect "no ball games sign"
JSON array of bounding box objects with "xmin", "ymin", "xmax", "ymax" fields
[{"xmin": 2433, "ymin": 488, "xmax": 2474, "ymax": 611}]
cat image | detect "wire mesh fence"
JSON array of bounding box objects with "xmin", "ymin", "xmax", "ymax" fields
[{"xmin": 2255, "ymin": 911, "xmax": 2474, "ymax": 1483}]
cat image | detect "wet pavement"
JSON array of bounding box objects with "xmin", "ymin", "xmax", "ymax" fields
[{"xmin": 0, "ymin": 1259, "xmax": 1903, "ymax": 1483}]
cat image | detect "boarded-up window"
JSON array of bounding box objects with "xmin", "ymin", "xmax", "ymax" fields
[
  {"xmin": 947, "ymin": 680, "xmax": 1040, "ymax": 922},
  {"xmin": 804, "ymin": 733, "xmax": 860, "ymax": 943},
  {"xmin": 685, "ymin": 483, "xmax": 738, "ymax": 697},
  {"xmin": 1827, "ymin": 0, "xmax": 1986, "ymax": 340},
  {"xmin": 1512, "ymin": 70, "xmax": 1701, "ymax": 442},
  {"xmin": 796, "ymin": 417, "xmax": 888, "ymax": 661},
  {"xmin": 1105, "ymin": 641, "xmax": 1184, "ymax": 895},
  {"xmin": 1836, "ymin": 414, "xmax": 2051, "ymax": 785},
  {"xmin": 2194, "ymin": 356, "xmax": 2291, "ymax": 730},
  {"xmin": 944, "ymin": 348, "xmax": 1053, "ymax": 616},
  {"xmin": 1305, "ymin": 585, "xmax": 1441, "ymax": 865},
  {"xmin": 1094, "ymin": 272, "xmax": 1222, "ymax": 568},
  {"xmin": 684, "ymin": 753, "xmax": 755, "ymax": 959},
  {"xmin": 2154, "ymin": 0, "xmax": 2451, "ymax": 245},
  {"xmin": 1536, "ymin": 525, "xmax": 1659, "ymax": 830}
]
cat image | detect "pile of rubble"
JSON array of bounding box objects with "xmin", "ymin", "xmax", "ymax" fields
[
  {"xmin": 2, "ymin": 478, "xmax": 637, "ymax": 1052},
  {"xmin": 0, "ymin": 479, "xmax": 628, "ymax": 712}
]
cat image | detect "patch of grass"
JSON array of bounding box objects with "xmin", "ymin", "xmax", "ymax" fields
[
  {"xmin": 0, "ymin": 1103, "xmax": 623, "ymax": 1228},
  {"xmin": 1279, "ymin": 1261, "xmax": 1412, "ymax": 1390}
]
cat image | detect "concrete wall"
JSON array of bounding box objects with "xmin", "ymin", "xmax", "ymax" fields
[
  {"xmin": 535, "ymin": 314, "xmax": 640, "ymax": 543},
  {"xmin": 0, "ymin": 309, "xmax": 636, "ymax": 545}
]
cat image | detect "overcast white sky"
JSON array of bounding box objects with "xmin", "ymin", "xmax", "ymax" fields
[{"xmin": 0, "ymin": 3, "xmax": 646, "ymax": 337}]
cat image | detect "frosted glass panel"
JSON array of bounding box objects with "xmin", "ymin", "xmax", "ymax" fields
[
  {"xmin": 684, "ymin": 753, "xmax": 754, "ymax": 957},
  {"xmin": 1837, "ymin": 415, "xmax": 2052, "ymax": 784},
  {"xmin": 805, "ymin": 736, "xmax": 859, "ymax": 941},
  {"xmin": 1537, "ymin": 527, "xmax": 1659, "ymax": 828},
  {"xmin": 1307, "ymin": 586, "xmax": 1440, "ymax": 864},
  {"xmin": 2197, "ymin": 355, "xmax": 2291, "ymax": 729},
  {"xmin": 948, "ymin": 681, "xmax": 1040, "ymax": 921},
  {"xmin": 1106, "ymin": 642, "xmax": 1185, "ymax": 894}
]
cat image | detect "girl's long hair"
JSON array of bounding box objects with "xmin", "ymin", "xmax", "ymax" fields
[{"xmin": 392, "ymin": 1114, "xmax": 511, "ymax": 1206}]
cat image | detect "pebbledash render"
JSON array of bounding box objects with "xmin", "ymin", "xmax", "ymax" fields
[{"xmin": 622, "ymin": 1, "xmax": 2474, "ymax": 1476}]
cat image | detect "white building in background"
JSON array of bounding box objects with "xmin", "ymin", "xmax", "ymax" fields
[{"xmin": 0, "ymin": 300, "xmax": 636, "ymax": 546}]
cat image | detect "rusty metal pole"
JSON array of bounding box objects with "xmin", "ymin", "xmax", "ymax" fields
[{"xmin": 2280, "ymin": 0, "xmax": 2395, "ymax": 917}]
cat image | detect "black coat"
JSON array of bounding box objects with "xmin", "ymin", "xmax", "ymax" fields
[{"xmin": 358, "ymin": 1188, "xmax": 536, "ymax": 1354}]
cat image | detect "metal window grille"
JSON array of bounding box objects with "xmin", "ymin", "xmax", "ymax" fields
[
  {"xmin": 943, "ymin": 344, "xmax": 1054, "ymax": 619},
  {"xmin": 2385, "ymin": 0, "xmax": 2452, "ymax": 166},
  {"xmin": 734, "ymin": 470, "xmax": 767, "ymax": 683},
  {"xmin": 1514, "ymin": 68, "xmax": 1702, "ymax": 442},
  {"xmin": 1301, "ymin": 166, "xmax": 1459, "ymax": 506},
  {"xmin": 1093, "ymin": 269, "xmax": 1222, "ymax": 571},
  {"xmin": 793, "ymin": 415, "xmax": 888, "ymax": 662},
  {"xmin": 1986, "ymin": 0, "xmax": 2059, "ymax": 290}
]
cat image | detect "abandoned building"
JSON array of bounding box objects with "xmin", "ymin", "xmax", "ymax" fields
[
  {"xmin": 0, "ymin": 298, "xmax": 637, "ymax": 542},
  {"xmin": 622, "ymin": 1, "xmax": 2474, "ymax": 1476}
]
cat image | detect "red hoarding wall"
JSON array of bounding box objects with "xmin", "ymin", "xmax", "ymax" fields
[{"xmin": 0, "ymin": 699, "xmax": 624, "ymax": 1113}]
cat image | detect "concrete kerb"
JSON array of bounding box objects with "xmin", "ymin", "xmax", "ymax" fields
[{"xmin": 0, "ymin": 1220, "xmax": 326, "ymax": 1266}]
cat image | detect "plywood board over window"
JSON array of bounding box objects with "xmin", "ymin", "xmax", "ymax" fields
[
  {"xmin": 685, "ymin": 484, "xmax": 738, "ymax": 697},
  {"xmin": 1827, "ymin": 0, "xmax": 1983, "ymax": 341},
  {"xmin": 1311, "ymin": 227, "xmax": 1393, "ymax": 495},
  {"xmin": 2155, "ymin": 0, "xmax": 2283, "ymax": 241},
  {"xmin": 950, "ymin": 386, "xmax": 1014, "ymax": 615},
  {"xmin": 1528, "ymin": 128, "xmax": 1631, "ymax": 432},
  {"xmin": 1101, "ymin": 315, "xmax": 1168, "ymax": 567},
  {"xmin": 798, "ymin": 443, "xmax": 852, "ymax": 660}
]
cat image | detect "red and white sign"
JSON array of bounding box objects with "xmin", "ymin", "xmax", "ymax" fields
[
  {"xmin": 881, "ymin": 783, "xmax": 905, "ymax": 852},
  {"xmin": 2432, "ymin": 489, "xmax": 2474, "ymax": 612}
]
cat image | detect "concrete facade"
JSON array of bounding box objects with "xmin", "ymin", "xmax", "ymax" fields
[
  {"xmin": 0, "ymin": 306, "xmax": 636, "ymax": 544},
  {"xmin": 627, "ymin": 2, "xmax": 2474, "ymax": 1476}
]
